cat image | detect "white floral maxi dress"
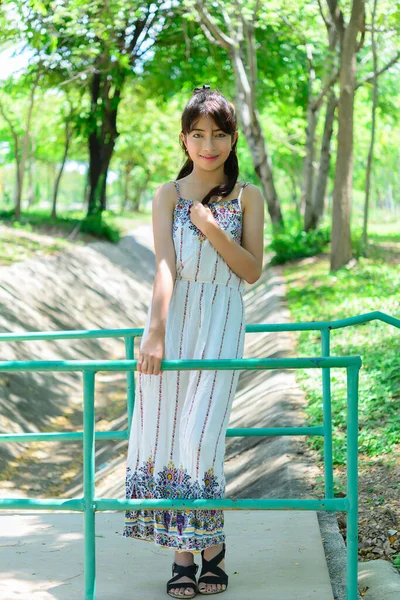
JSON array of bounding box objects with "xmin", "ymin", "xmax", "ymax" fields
[{"xmin": 123, "ymin": 179, "xmax": 249, "ymax": 553}]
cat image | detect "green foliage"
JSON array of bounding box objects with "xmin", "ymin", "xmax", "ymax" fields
[
  {"xmin": 0, "ymin": 217, "xmax": 69, "ymax": 265},
  {"xmin": 283, "ymin": 230, "xmax": 400, "ymax": 466},
  {"xmin": 79, "ymin": 212, "xmax": 120, "ymax": 242},
  {"xmin": 0, "ymin": 208, "xmax": 121, "ymax": 243},
  {"xmin": 268, "ymin": 219, "xmax": 331, "ymax": 264}
]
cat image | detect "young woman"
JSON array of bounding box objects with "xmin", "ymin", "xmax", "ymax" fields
[{"xmin": 123, "ymin": 84, "xmax": 265, "ymax": 598}]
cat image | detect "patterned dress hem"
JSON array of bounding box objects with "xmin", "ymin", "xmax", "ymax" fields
[{"xmin": 122, "ymin": 525, "xmax": 225, "ymax": 553}]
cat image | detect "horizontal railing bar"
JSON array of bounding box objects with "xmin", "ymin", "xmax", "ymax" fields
[
  {"xmin": 0, "ymin": 426, "xmax": 325, "ymax": 443},
  {"xmin": 248, "ymin": 310, "xmax": 400, "ymax": 332},
  {"xmin": 0, "ymin": 328, "xmax": 142, "ymax": 342},
  {"xmin": 0, "ymin": 356, "xmax": 362, "ymax": 373},
  {"xmin": 0, "ymin": 498, "xmax": 84, "ymax": 510},
  {"xmin": 0, "ymin": 311, "xmax": 397, "ymax": 343},
  {"xmin": 98, "ymin": 497, "xmax": 349, "ymax": 511},
  {"xmin": 0, "ymin": 431, "xmax": 129, "ymax": 442},
  {"xmin": 0, "ymin": 497, "xmax": 348, "ymax": 512}
]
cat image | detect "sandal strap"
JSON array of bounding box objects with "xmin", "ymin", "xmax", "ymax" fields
[
  {"xmin": 167, "ymin": 579, "xmax": 197, "ymax": 593},
  {"xmin": 197, "ymin": 573, "xmax": 228, "ymax": 586},
  {"xmin": 199, "ymin": 544, "xmax": 228, "ymax": 585},
  {"xmin": 200, "ymin": 544, "xmax": 225, "ymax": 574},
  {"xmin": 171, "ymin": 562, "xmax": 199, "ymax": 578},
  {"xmin": 167, "ymin": 562, "xmax": 199, "ymax": 593}
]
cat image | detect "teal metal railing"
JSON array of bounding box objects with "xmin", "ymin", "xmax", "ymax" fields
[{"xmin": 0, "ymin": 310, "xmax": 398, "ymax": 600}]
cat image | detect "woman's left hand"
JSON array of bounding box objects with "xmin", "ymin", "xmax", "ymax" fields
[{"xmin": 189, "ymin": 202, "xmax": 216, "ymax": 235}]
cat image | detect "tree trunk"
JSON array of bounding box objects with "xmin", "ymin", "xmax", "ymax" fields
[
  {"xmin": 52, "ymin": 120, "xmax": 73, "ymax": 219},
  {"xmin": 87, "ymin": 69, "xmax": 124, "ymax": 216},
  {"xmin": 308, "ymin": 91, "xmax": 337, "ymax": 229},
  {"xmin": 362, "ymin": 0, "xmax": 378, "ymax": 252},
  {"xmin": 120, "ymin": 161, "xmax": 134, "ymax": 213},
  {"xmin": 303, "ymin": 5, "xmax": 339, "ymax": 231},
  {"xmin": 27, "ymin": 133, "xmax": 35, "ymax": 208},
  {"xmin": 302, "ymin": 104, "xmax": 319, "ymax": 226},
  {"xmin": 330, "ymin": 0, "xmax": 365, "ymax": 271},
  {"xmin": 194, "ymin": 2, "xmax": 284, "ymax": 227},
  {"xmin": 0, "ymin": 103, "xmax": 22, "ymax": 217},
  {"xmin": 302, "ymin": 42, "xmax": 319, "ymax": 225},
  {"xmin": 83, "ymin": 167, "xmax": 90, "ymax": 211},
  {"xmin": 233, "ymin": 53, "xmax": 283, "ymax": 226},
  {"xmin": 15, "ymin": 70, "xmax": 41, "ymax": 218}
]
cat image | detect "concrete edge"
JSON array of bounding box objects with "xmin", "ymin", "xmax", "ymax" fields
[{"xmin": 318, "ymin": 511, "xmax": 362, "ymax": 600}]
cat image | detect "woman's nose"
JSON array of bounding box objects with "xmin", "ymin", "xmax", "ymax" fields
[{"xmin": 202, "ymin": 139, "xmax": 216, "ymax": 149}]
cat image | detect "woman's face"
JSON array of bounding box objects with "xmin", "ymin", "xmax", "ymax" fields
[{"xmin": 180, "ymin": 115, "xmax": 237, "ymax": 169}]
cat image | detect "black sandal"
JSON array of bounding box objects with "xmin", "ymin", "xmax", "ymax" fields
[
  {"xmin": 197, "ymin": 543, "xmax": 228, "ymax": 595},
  {"xmin": 167, "ymin": 561, "xmax": 199, "ymax": 598}
]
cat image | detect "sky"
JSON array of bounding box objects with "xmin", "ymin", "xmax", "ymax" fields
[{"xmin": 0, "ymin": 46, "xmax": 31, "ymax": 80}]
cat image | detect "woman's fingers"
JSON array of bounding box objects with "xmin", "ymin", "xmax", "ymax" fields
[
  {"xmin": 138, "ymin": 353, "xmax": 162, "ymax": 375},
  {"xmin": 137, "ymin": 352, "xmax": 144, "ymax": 373}
]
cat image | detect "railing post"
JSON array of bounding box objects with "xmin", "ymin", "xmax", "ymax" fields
[
  {"xmin": 321, "ymin": 328, "xmax": 334, "ymax": 498},
  {"xmin": 346, "ymin": 364, "xmax": 360, "ymax": 600},
  {"xmin": 83, "ymin": 371, "xmax": 96, "ymax": 600},
  {"xmin": 124, "ymin": 336, "xmax": 135, "ymax": 434}
]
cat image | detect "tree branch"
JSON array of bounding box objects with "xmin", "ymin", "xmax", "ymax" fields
[
  {"xmin": 311, "ymin": 69, "xmax": 340, "ymax": 111},
  {"xmin": 198, "ymin": 20, "xmax": 224, "ymax": 47},
  {"xmin": 194, "ymin": 0, "xmax": 235, "ymax": 49},
  {"xmin": 326, "ymin": 0, "xmax": 345, "ymax": 39},
  {"xmin": 318, "ymin": 0, "xmax": 331, "ymax": 30},
  {"xmin": 355, "ymin": 50, "xmax": 400, "ymax": 89}
]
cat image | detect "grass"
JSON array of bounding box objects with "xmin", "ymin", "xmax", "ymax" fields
[
  {"xmin": 282, "ymin": 220, "xmax": 400, "ymax": 467},
  {"xmin": 0, "ymin": 205, "xmax": 152, "ymax": 266},
  {"xmin": 0, "ymin": 227, "xmax": 69, "ymax": 266}
]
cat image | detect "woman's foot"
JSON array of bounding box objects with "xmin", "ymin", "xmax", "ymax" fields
[
  {"xmin": 198, "ymin": 543, "xmax": 227, "ymax": 594},
  {"xmin": 168, "ymin": 551, "xmax": 197, "ymax": 598}
]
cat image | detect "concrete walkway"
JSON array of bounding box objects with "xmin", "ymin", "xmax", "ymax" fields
[{"xmin": 0, "ymin": 510, "xmax": 333, "ymax": 600}]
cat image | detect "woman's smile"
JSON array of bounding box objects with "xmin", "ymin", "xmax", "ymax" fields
[{"xmin": 200, "ymin": 154, "xmax": 219, "ymax": 161}]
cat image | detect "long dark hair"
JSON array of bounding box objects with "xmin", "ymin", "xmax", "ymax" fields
[{"xmin": 176, "ymin": 85, "xmax": 239, "ymax": 205}]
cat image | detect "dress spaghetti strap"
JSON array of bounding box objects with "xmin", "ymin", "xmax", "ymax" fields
[
  {"xmin": 237, "ymin": 181, "xmax": 249, "ymax": 211},
  {"xmin": 172, "ymin": 179, "xmax": 181, "ymax": 199}
]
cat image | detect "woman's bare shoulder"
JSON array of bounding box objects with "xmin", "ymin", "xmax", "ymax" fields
[
  {"xmin": 240, "ymin": 182, "xmax": 263, "ymax": 211},
  {"xmin": 152, "ymin": 181, "xmax": 179, "ymax": 211}
]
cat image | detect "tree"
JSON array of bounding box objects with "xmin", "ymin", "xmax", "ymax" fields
[
  {"xmin": 362, "ymin": 0, "xmax": 378, "ymax": 253},
  {"xmin": 2, "ymin": 0, "xmax": 169, "ymax": 216},
  {"xmin": 326, "ymin": 0, "xmax": 366, "ymax": 271},
  {"xmin": 189, "ymin": 0, "xmax": 284, "ymax": 226},
  {"xmin": 0, "ymin": 68, "xmax": 41, "ymax": 218},
  {"xmin": 302, "ymin": 0, "xmax": 339, "ymax": 231}
]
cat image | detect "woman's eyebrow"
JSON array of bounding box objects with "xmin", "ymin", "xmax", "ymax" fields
[{"xmin": 192, "ymin": 128, "xmax": 223, "ymax": 132}]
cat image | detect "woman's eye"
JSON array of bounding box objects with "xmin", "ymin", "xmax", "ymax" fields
[{"xmin": 193, "ymin": 134, "xmax": 226, "ymax": 138}]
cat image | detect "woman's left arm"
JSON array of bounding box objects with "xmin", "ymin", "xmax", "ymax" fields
[{"xmin": 202, "ymin": 185, "xmax": 265, "ymax": 284}]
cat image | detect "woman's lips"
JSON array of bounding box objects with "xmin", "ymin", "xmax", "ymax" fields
[{"xmin": 200, "ymin": 155, "xmax": 219, "ymax": 161}]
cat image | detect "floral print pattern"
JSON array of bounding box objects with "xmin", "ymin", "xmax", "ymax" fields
[
  {"xmin": 173, "ymin": 196, "xmax": 244, "ymax": 244},
  {"xmin": 124, "ymin": 454, "xmax": 226, "ymax": 552}
]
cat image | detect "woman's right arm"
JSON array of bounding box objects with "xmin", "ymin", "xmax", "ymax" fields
[{"xmin": 138, "ymin": 183, "xmax": 176, "ymax": 375}]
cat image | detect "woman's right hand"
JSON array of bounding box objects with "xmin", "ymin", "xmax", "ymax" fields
[{"xmin": 137, "ymin": 329, "xmax": 165, "ymax": 376}]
